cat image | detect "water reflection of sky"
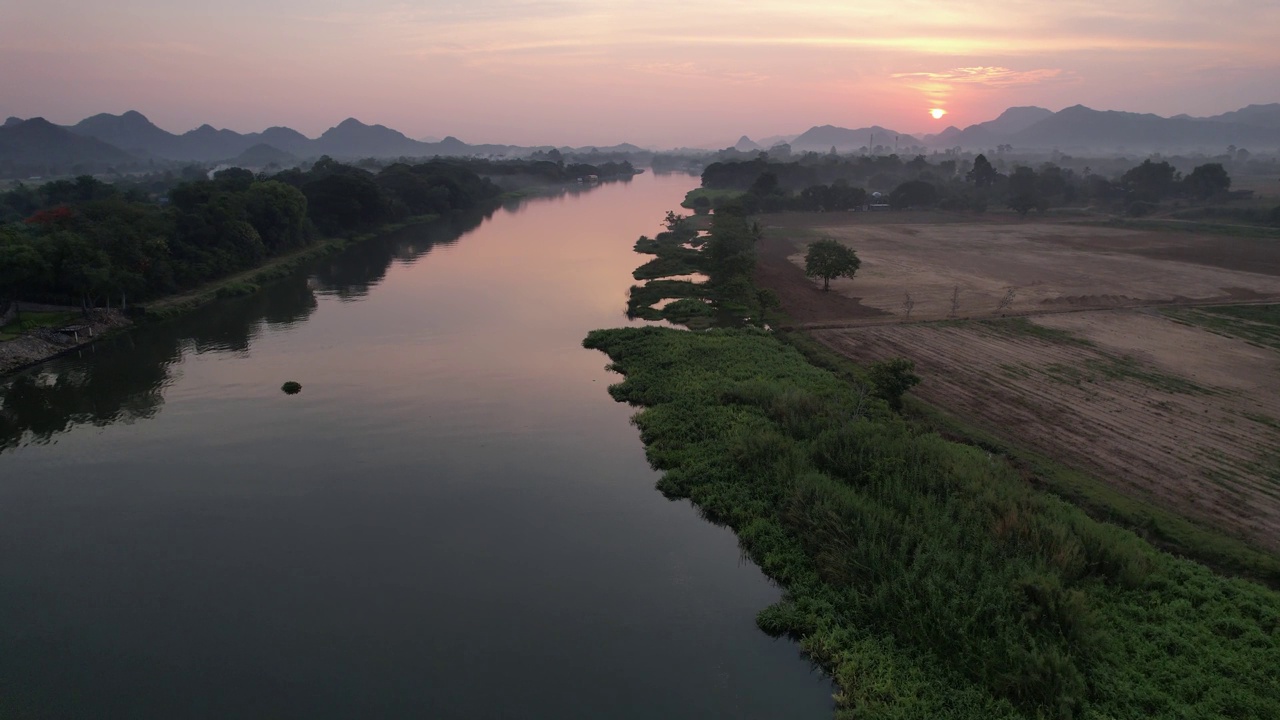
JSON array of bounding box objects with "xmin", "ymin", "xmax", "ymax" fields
[{"xmin": 0, "ymin": 173, "xmax": 835, "ymax": 719}]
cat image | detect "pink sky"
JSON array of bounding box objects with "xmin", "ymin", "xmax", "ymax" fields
[{"xmin": 2, "ymin": 0, "xmax": 1277, "ymax": 147}]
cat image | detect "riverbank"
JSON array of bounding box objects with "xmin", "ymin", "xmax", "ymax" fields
[
  {"xmin": 586, "ymin": 323, "xmax": 1280, "ymax": 719},
  {"xmin": 0, "ymin": 309, "xmax": 131, "ymax": 375},
  {"xmin": 0, "ymin": 173, "xmax": 839, "ymax": 719},
  {"xmin": 0, "ymin": 214, "xmax": 442, "ymax": 377},
  {"xmin": 584, "ymin": 205, "xmax": 1280, "ymax": 718}
]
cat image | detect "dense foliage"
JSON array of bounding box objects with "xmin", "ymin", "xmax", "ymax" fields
[
  {"xmin": 624, "ymin": 204, "xmax": 764, "ymax": 327},
  {"xmin": 0, "ymin": 158, "xmax": 500, "ymax": 310},
  {"xmin": 593, "ymin": 202, "xmax": 1280, "ymax": 718},
  {"xmin": 584, "ymin": 325, "xmax": 1280, "ymax": 719},
  {"xmin": 803, "ymin": 238, "xmax": 861, "ymax": 291},
  {"xmin": 430, "ymin": 156, "xmax": 639, "ymax": 192},
  {"xmin": 693, "ymin": 152, "xmax": 1245, "ymax": 217}
]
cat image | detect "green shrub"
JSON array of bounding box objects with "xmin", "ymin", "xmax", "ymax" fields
[{"xmin": 585, "ymin": 325, "xmax": 1280, "ymax": 719}]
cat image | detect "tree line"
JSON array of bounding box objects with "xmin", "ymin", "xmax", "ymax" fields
[
  {"xmin": 0, "ymin": 158, "xmax": 502, "ymax": 313},
  {"xmin": 695, "ymin": 153, "xmax": 1250, "ymax": 218}
]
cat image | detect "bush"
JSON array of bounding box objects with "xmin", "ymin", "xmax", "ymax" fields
[
  {"xmin": 1126, "ymin": 201, "xmax": 1157, "ymax": 217},
  {"xmin": 281, "ymin": 381, "xmax": 302, "ymax": 394}
]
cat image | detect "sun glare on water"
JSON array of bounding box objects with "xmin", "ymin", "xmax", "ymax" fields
[{"xmin": 929, "ymin": 108, "xmax": 947, "ymax": 120}]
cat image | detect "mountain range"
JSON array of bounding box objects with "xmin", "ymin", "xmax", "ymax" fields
[
  {"xmin": 733, "ymin": 104, "xmax": 1280, "ymax": 155},
  {"xmin": 58, "ymin": 111, "xmax": 546, "ymax": 162},
  {"xmin": 0, "ymin": 111, "xmax": 652, "ymax": 176},
  {"xmin": 926, "ymin": 104, "xmax": 1280, "ymax": 151},
  {"xmin": 2, "ymin": 103, "xmax": 1278, "ymax": 178}
]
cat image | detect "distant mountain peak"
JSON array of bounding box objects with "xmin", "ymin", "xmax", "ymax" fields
[{"xmin": 3, "ymin": 116, "xmax": 23, "ymax": 128}]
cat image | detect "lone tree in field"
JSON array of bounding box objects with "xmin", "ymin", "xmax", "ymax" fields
[{"xmin": 804, "ymin": 238, "xmax": 860, "ymax": 291}]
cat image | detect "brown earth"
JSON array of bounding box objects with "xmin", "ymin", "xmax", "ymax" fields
[
  {"xmin": 757, "ymin": 214, "xmax": 1280, "ymax": 553},
  {"xmin": 759, "ymin": 217, "xmax": 1280, "ymax": 326}
]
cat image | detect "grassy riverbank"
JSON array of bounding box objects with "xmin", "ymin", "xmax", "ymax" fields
[
  {"xmin": 585, "ymin": 203, "xmax": 1280, "ymax": 718},
  {"xmin": 777, "ymin": 325, "xmax": 1280, "ymax": 587},
  {"xmin": 585, "ymin": 325, "xmax": 1280, "ymax": 719},
  {"xmin": 139, "ymin": 215, "xmax": 437, "ymax": 320},
  {"xmin": 0, "ymin": 214, "xmax": 442, "ymax": 377},
  {"xmin": 0, "ymin": 310, "xmax": 79, "ymax": 341}
]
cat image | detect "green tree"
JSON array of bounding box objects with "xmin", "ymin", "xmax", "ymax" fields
[
  {"xmin": 1121, "ymin": 159, "xmax": 1180, "ymax": 202},
  {"xmin": 748, "ymin": 171, "xmax": 780, "ymax": 196},
  {"xmin": 804, "ymin": 238, "xmax": 860, "ymax": 291},
  {"xmin": 888, "ymin": 180, "xmax": 937, "ymax": 209},
  {"xmin": 0, "ymin": 229, "xmax": 48, "ymax": 317},
  {"xmin": 1006, "ymin": 166, "xmax": 1046, "ymax": 216},
  {"xmin": 244, "ymin": 180, "xmax": 310, "ymax": 252},
  {"xmin": 1183, "ymin": 163, "xmax": 1231, "ymax": 200},
  {"xmin": 868, "ymin": 358, "xmax": 921, "ymax": 411},
  {"xmin": 755, "ymin": 288, "xmax": 780, "ymax": 327}
]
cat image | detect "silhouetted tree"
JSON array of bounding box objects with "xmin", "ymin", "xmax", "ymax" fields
[
  {"xmin": 1007, "ymin": 166, "xmax": 1046, "ymax": 216},
  {"xmin": 967, "ymin": 154, "xmax": 999, "ymax": 188},
  {"xmin": 1121, "ymin": 160, "xmax": 1180, "ymax": 202},
  {"xmin": 888, "ymin": 180, "xmax": 937, "ymax": 209},
  {"xmin": 1183, "ymin": 163, "xmax": 1231, "ymax": 200}
]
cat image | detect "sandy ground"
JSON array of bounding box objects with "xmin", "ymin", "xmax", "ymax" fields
[{"xmin": 757, "ymin": 215, "xmax": 1280, "ymax": 553}]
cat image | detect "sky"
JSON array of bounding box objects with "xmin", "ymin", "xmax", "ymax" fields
[{"xmin": 2, "ymin": 0, "xmax": 1278, "ymax": 147}]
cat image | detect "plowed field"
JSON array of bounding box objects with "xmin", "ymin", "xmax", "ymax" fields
[{"xmin": 758, "ymin": 215, "xmax": 1280, "ymax": 552}]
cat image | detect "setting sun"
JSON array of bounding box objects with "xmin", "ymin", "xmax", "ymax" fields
[{"xmin": 929, "ymin": 108, "xmax": 948, "ymax": 119}]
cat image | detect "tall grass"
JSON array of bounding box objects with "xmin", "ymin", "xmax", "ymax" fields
[
  {"xmin": 585, "ymin": 325, "xmax": 1280, "ymax": 719},
  {"xmin": 585, "ymin": 208, "xmax": 1280, "ymax": 718}
]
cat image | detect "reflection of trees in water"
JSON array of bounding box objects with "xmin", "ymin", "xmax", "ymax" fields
[
  {"xmin": 0, "ymin": 207, "xmax": 516, "ymax": 453},
  {"xmin": 0, "ymin": 271, "xmax": 319, "ymax": 453},
  {"xmin": 0, "ymin": 335, "xmax": 176, "ymax": 451},
  {"xmin": 312, "ymin": 208, "xmax": 494, "ymax": 300},
  {"xmin": 184, "ymin": 275, "xmax": 319, "ymax": 354}
]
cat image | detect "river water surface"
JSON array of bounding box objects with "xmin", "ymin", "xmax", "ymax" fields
[{"xmin": 0, "ymin": 172, "xmax": 833, "ymax": 718}]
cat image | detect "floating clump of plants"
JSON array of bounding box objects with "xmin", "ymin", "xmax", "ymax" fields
[{"xmin": 281, "ymin": 381, "xmax": 302, "ymax": 395}]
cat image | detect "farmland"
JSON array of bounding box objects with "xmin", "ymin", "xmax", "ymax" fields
[{"xmin": 758, "ymin": 213, "xmax": 1280, "ymax": 556}]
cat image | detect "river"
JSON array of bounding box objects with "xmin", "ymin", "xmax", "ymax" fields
[{"xmin": 0, "ymin": 172, "xmax": 833, "ymax": 718}]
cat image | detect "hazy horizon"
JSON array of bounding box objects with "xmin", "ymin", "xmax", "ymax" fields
[{"xmin": 3, "ymin": 0, "xmax": 1278, "ymax": 147}]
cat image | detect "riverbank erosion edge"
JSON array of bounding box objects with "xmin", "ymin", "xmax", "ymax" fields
[
  {"xmin": 0, "ymin": 309, "xmax": 130, "ymax": 375},
  {"xmin": 583, "ymin": 325, "xmax": 1280, "ymax": 719}
]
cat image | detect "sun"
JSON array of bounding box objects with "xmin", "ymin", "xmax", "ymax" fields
[{"xmin": 929, "ymin": 108, "xmax": 948, "ymax": 120}]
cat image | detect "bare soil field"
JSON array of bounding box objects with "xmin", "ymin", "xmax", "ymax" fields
[
  {"xmin": 760, "ymin": 217, "xmax": 1280, "ymax": 326},
  {"xmin": 816, "ymin": 313, "xmax": 1280, "ymax": 552},
  {"xmin": 758, "ymin": 215, "xmax": 1280, "ymax": 553}
]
